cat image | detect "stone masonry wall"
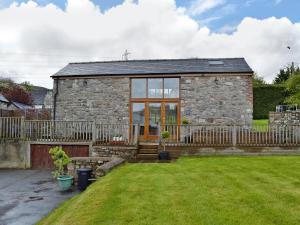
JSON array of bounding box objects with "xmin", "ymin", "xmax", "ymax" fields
[
  {"xmin": 54, "ymin": 74, "xmax": 253, "ymax": 126},
  {"xmin": 181, "ymin": 75, "xmax": 253, "ymax": 126},
  {"xmin": 55, "ymin": 77, "xmax": 130, "ymax": 123},
  {"xmin": 269, "ymin": 111, "xmax": 300, "ymax": 126}
]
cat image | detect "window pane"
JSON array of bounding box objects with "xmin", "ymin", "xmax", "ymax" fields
[
  {"xmin": 149, "ymin": 103, "xmax": 161, "ymax": 135},
  {"xmin": 132, "ymin": 79, "xmax": 146, "ymax": 98},
  {"xmin": 165, "ymin": 103, "xmax": 178, "ymax": 125},
  {"xmin": 132, "ymin": 103, "xmax": 145, "ymax": 135},
  {"xmin": 148, "ymin": 78, "xmax": 163, "ymax": 98},
  {"xmin": 164, "ymin": 78, "xmax": 179, "ymax": 98}
]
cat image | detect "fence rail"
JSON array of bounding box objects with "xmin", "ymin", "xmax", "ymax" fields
[
  {"xmin": 164, "ymin": 124, "xmax": 300, "ymax": 147},
  {"xmin": 1, "ymin": 117, "xmax": 300, "ymax": 147},
  {"xmin": 25, "ymin": 120, "xmax": 94, "ymax": 142}
]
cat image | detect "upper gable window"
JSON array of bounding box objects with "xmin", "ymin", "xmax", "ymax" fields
[
  {"xmin": 148, "ymin": 78, "xmax": 163, "ymax": 98},
  {"xmin": 131, "ymin": 79, "xmax": 146, "ymax": 98},
  {"xmin": 131, "ymin": 78, "xmax": 179, "ymax": 99},
  {"xmin": 164, "ymin": 78, "xmax": 179, "ymax": 98}
]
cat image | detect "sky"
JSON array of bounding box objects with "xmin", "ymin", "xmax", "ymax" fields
[{"xmin": 0, "ymin": 0, "xmax": 299, "ymax": 88}]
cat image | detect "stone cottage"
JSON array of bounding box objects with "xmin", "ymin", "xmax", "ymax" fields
[{"xmin": 52, "ymin": 58, "xmax": 253, "ymax": 140}]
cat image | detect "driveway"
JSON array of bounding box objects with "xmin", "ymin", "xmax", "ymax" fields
[{"xmin": 0, "ymin": 170, "xmax": 78, "ymax": 225}]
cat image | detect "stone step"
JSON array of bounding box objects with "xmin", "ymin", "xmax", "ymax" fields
[
  {"xmin": 136, "ymin": 154, "xmax": 158, "ymax": 160},
  {"xmin": 139, "ymin": 144, "xmax": 159, "ymax": 149},
  {"xmin": 138, "ymin": 149, "xmax": 158, "ymax": 154}
]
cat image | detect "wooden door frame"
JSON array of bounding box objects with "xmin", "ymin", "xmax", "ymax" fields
[{"xmin": 130, "ymin": 99, "xmax": 180, "ymax": 141}]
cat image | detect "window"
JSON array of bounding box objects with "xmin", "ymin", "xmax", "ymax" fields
[
  {"xmin": 164, "ymin": 78, "xmax": 179, "ymax": 98},
  {"xmin": 131, "ymin": 79, "xmax": 146, "ymax": 98},
  {"xmin": 131, "ymin": 78, "xmax": 179, "ymax": 99},
  {"xmin": 148, "ymin": 78, "xmax": 163, "ymax": 98}
]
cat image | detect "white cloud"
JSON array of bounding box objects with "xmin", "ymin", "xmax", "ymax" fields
[
  {"xmin": 0, "ymin": 0, "xmax": 299, "ymax": 88},
  {"xmin": 189, "ymin": 0, "xmax": 226, "ymax": 16}
]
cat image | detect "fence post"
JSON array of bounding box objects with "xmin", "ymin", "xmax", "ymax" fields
[
  {"xmin": 20, "ymin": 116, "xmax": 25, "ymax": 140},
  {"xmin": 232, "ymin": 125, "xmax": 237, "ymax": 147},
  {"xmin": 92, "ymin": 121, "xmax": 96, "ymax": 143}
]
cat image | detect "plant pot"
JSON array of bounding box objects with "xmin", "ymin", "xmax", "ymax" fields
[
  {"xmin": 159, "ymin": 151, "xmax": 170, "ymax": 160},
  {"xmin": 57, "ymin": 175, "xmax": 73, "ymax": 191}
]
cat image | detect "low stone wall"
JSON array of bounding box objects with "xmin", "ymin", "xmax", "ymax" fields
[
  {"xmin": 269, "ymin": 111, "xmax": 300, "ymax": 125},
  {"xmin": 67, "ymin": 157, "xmax": 111, "ymax": 181},
  {"xmin": 92, "ymin": 145, "xmax": 138, "ymax": 160},
  {"xmin": 0, "ymin": 141, "xmax": 30, "ymax": 168},
  {"xmin": 67, "ymin": 156, "xmax": 125, "ymax": 182}
]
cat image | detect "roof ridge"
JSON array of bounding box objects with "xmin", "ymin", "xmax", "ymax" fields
[{"xmin": 69, "ymin": 57, "xmax": 246, "ymax": 65}]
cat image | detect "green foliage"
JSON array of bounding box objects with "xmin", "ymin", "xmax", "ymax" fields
[
  {"xmin": 182, "ymin": 117, "xmax": 189, "ymax": 125},
  {"xmin": 252, "ymin": 73, "xmax": 266, "ymax": 86},
  {"xmin": 0, "ymin": 78, "xmax": 15, "ymax": 92},
  {"xmin": 284, "ymin": 72, "xmax": 300, "ymax": 105},
  {"xmin": 49, "ymin": 146, "xmax": 71, "ymax": 178},
  {"xmin": 273, "ymin": 62, "xmax": 300, "ymax": 84},
  {"xmin": 161, "ymin": 131, "xmax": 170, "ymax": 139},
  {"xmin": 253, "ymin": 84, "xmax": 288, "ymax": 119},
  {"xmin": 20, "ymin": 81, "xmax": 34, "ymax": 91}
]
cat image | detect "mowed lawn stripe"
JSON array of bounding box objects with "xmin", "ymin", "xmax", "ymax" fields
[{"xmin": 38, "ymin": 156, "xmax": 300, "ymax": 225}]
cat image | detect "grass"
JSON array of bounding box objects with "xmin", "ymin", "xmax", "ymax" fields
[
  {"xmin": 253, "ymin": 119, "xmax": 269, "ymax": 126},
  {"xmin": 39, "ymin": 156, "xmax": 300, "ymax": 225}
]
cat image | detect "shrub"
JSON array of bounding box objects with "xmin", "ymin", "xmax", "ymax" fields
[
  {"xmin": 182, "ymin": 117, "xmax": 189, "ymax": 125},
  {"xmin": 49, "ymin": 146, "xmax": 71, "ymax": 178},
  {"xmin": 161, "ymin": 131, "xmax": 170, "ymax": 139},
  {"xmin": 253, "ymin": 84, "xmax": 289, "ymax": 119}
]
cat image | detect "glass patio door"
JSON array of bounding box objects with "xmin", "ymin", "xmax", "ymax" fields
[
  {"xmin": 131, "ymin": 102, "xmax": 179, "ymax": 141},
  {"xmin": 132, "ymin": 103, "xmax": 145, "ymax": 138},
  {"xmin": 148, "ymin": 103, "xmax": 162, "ymax": 139}
]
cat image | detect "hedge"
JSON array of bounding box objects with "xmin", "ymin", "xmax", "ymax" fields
[{"xmin": 253, "ymin": 84, "xmax": 288, "ymax": 119}]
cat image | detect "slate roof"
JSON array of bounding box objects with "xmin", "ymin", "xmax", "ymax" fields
[
  {"xmin": 0, "ymin": 94, "xmax": 9, "ymax": 103},
  {"xmin": 52, "ymin": 58, "xmax": 253, "ymax": 77},
  {"xmin": 11, "ymin": 101, "xmax": 33, "ymax": 110},
  {"xmin": 30, "ymin": 86, "xmax": 50, "ymax": 105}
]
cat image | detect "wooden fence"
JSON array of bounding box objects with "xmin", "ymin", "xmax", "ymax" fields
[
  {"xmin": 1, "ymin": 117, "xmax": 300, "ymax": 147},
  {"xmin": 164, "ymin": 124, "xmax": 300, "ymax": 147},
  {"xmin": 0, "ymin": 117, "xmax": 23, "ymax": 140}
]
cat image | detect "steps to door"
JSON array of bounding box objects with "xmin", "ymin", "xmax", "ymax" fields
[{"xmin": 136, "ymin": 143, "xmax": 159, "ymax": 162}]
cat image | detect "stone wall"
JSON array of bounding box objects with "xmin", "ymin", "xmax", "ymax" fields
[
  {"xmin": 54, "ymin": 74, "xmax": 253, "ymax": 126},
  {"xmin": 181, "ymin": 75, "xmax": 253, "ymax": 126},
  {"xmin": 67, "ymin": 157, "xmax": 111, "ymax": 180},
  {"xmin": 92, "ymin": 146, "xmax": 138, "ymax": 160},
  {"xmin": 269, "ymin": 111, "xmax": 300, "ymax": 125},
  {"xmin": 67, "ymin": 156, "xmax": 125, "ymax": 182},
  {"xmin": 54, "ymin": 77, "xmax": 130, "ymax": 123}
]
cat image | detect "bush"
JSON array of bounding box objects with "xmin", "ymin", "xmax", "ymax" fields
[
  {"xmin": 161, "ymin": 131, "xmax": 170, "ymax": 139},
  {"xmin": 49, "ymin": 146, "xmax": 71, "ymax": 178},
  {"xmin": 253, "ymin": 84, "xmax": 289, "ymax": 119}
]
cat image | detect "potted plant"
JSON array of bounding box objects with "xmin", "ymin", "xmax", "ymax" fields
[
  {"xmin": 49, "ymin": 146, "xmax": 73, "ymax": 191},
  {"xmin": 159, "ymin": 130, "xmax": 170, "ymax": 160},
  {"xmin": 182, "ymin": 117, "xmax": 189, "ymax": 125}
]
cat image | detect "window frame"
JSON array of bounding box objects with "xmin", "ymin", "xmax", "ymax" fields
[{"xmin": 131, "ymin": 77, "xmax": 180, "ymax": 99}]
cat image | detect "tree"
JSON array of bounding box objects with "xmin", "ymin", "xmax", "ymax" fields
[
  {"xmin": 20, "ymin": 81, "xmax": 34, "ymax": 91},
  {"xmin": 252, "ymin": 73, "xmax": 266, "ymax": 86},
  {"xmin": 273, "ymin": 62, "xmax": 300, "ymax": 84},
  {"xmin": 0, "ymin": 77, "xmax": 33, "ymax": 105},
  {"xmin": 284, "ymin": 72, "xmax": 300, "ymax": 105}
]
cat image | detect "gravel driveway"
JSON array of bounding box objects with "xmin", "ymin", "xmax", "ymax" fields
[{"xmin": 0, "ymin": 169, "xmax": 78, "ymax": 225}]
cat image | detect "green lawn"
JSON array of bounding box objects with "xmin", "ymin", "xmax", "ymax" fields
[
  {"xmin": 39, "ymin": 157, "xmax": 300, "ymax": 225},
  {"xmin": 253, "ymin": 119, "xmax": 269, "ymax": 126}
]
